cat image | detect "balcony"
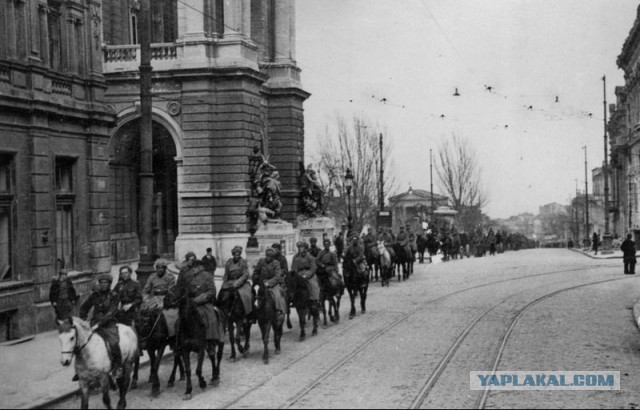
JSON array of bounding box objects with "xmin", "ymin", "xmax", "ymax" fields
[{"xmin": 103, "ymin": 43, "xmax": 178, "ymax": 73}]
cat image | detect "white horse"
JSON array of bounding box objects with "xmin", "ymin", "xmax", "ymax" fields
[
  {"xmin": 58, "ymin": 317, "xmax": 138, "ymax": 409},
  {"xmin": 377, "ymin": 240, "xmax": 393, "ymax": 287}
]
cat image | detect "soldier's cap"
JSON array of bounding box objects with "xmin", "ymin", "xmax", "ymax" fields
[
  {"xmin": 232, "ymin": 246, "xmax": 243, "ymax": 254},
  {"xmin": 155, "ymin": 260, "xmax": 168, "ymax": 268},
  {"xmin": 310, "ymin": 237, "xmax": 318, "ymax": 243},
  {"xmin": 323, "ymin": 238, "xmax": 331, "ymax": 244},
  {"xmin": 265, "ymin": 248, "xmax": 276, "ymax": 257},
  {"xmin": 97, "ymin": 273, "xmax": 113, "ymax": 283},
  {"xmin": 296, "ymin": 241, "xmax": 309, "ymax": 249},
  {"xmin": 271, "ymin": 243, "xmax": 282, "ymax": 250},
  {"xmin": 206, "ymin": 247, "xmax": 212, "ymax": 252},
  {"xmin": 184, "ymin": 251, "xmax": 197, "ymax": 261}
]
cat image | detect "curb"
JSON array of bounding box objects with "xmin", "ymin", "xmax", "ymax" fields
[
  {"xmin": 568, "ymin": 248, "xmax": 622, "ymax": 259},
  {"xmin": 30, "ymin": 351, "xmax": 173, "ymax": 409}
]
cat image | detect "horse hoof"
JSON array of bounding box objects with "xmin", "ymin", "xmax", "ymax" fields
[
  {"xmin": 275, "ymin": 349, "xmax": 281, "ymax": 355},
  {"xmin": 263, "ymin": 357, "xmax": 269, "ymax": 365},
  {"xmin": 151, "ymin": 388, "xmax": 161, "ymax": 397},
  {"xmin": 242, "ymin": 351, "xmax": 249, "ymax": 359},
  {"xmin": 349, "ymin": 315, "xmax": 354, "ymax": 320},
  {"xmin": 180, "ymin": 375, "xmax": 186, "ymax": 381},
  {"xmin": 117, "ymin": 400, "xmax": 126, "ymax": 410},
  {"xmin": 299, "ymin": 335, "xmax": 306, "ymax": 342},
  {"xmin": 322, "ymin": 324, "xmax": 328, "ymax": 329},
  {"xmin": 210, "ymin": 379, "xmax": 220, "ymax": 387},
  {"xmin": 167, "ymin": 381, "xmax": 174, "ymax": 388},
  {"xmin": 312, "ymin": 328, "xmax": 318, "ymax": 336},
  {"xmin": 183, "ymin": 394, "xmax": 192, "ymax": 401},
  {"xmin": 228, "ymin": 357, "xmax": 236, "ymax": 363},
  {"xmin": 199, "ymin": 380, "xmax": 207, "ymax": 389},
  {"xmin": 131, "ymin": 380, "xmax": 138, "ymax": 390}
]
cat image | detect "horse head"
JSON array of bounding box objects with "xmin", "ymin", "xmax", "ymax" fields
[{"xmin": 57, "ymin": 316, "xmax": 91, "ymax": 366}]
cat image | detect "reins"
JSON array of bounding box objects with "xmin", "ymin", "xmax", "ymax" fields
[{"xmin": 61, "ymin": 325, "xmax": 96, "ymax": 356}]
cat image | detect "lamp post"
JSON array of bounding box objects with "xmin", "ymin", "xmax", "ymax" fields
[
  {"xmin": 345, "ymin": 168, "xmax": 354, "ymax": 236},
  {"xmin": 601, "ymin": 75, "xmax": 613, "ymax": 254}
]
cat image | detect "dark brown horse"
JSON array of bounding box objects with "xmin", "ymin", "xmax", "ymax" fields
[
  {"xmin": 217, "ymin": 288, "xmax": 251, "ymax": 361},
  {"xmin": 285, "ymin": 271, "xmax": 316, "ymax": 341},
  {"xmin": 254, "ymin": 282, "xmax": 285, "ymax": 364},
  {"xmin": 132, "ymin": 309, "xmax": 184, "ymax": 396},
  {"xmin": 174, "ymin": 298, "xmax": 225, "ymax": 400},
  {"xmin": 317, "ymin": 266, "xmax": 344, "ymax": 326},
  {"xmin": 343, "ymin": 253, "xmax": 369, "ymax": 319}
]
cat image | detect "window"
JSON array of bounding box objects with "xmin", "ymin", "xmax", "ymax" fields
[
  {"xmin": 0, "ymin": 153, "xmax": 14, "ymax": 281},
  {"xmin": 55, "ymin": 158, "xmax": 75, "ymax": 269},
  {"xmin": 130, "ymin": 13, "xmax": 138, "ymax": 44}
]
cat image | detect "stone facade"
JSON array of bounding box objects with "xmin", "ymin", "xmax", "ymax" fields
[
  {"xmin": 103, "ymin": 0, "xmax": 308, "ymax": 269},
  {"xmin": 388, "ymin": 188, "xmax": 449, "ymax": 233},
  {"xmin": 610, "ymin": 5, "xmax": 640, "ymax": 242},
  {"xmin": 0, "ymin": 0, "xmax": 114, "ymax": 338}
]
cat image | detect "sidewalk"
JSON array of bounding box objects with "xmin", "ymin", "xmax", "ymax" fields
[{"xmin": 569, "ymin": 247, "xmax": 629, "ymax": 259}]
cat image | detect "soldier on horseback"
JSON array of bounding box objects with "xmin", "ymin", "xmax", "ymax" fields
[
  {"xmin": 141, "ymin": 260, "xmax": 178, "ymax": 338},
  {"xmin": 79, "ymin": 273, "xmax": 124, "ymax": 378},
  {"xmin": 291, "ymin": 241, "xmax": 320, "ymax": 335},
  {"xmin": 113, "ymin": 266, "xmax": 142, "ymax": 327},
  {"xmin": 271, "ymin": 242, "xmax": 289, "ymax": 273},
  {"xmin": 221, "ymin": 246, "xmax": 254, "ymax": 324},
  {"xmin": 251, "ymin": 248, "xmax": 287, "ymax": 314}
]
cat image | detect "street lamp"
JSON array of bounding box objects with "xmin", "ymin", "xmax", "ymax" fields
[{"xmin": 345, "ymin": 168, "xmax": 354, "ymax": 236}]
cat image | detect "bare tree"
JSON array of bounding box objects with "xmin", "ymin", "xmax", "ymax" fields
[
  {"xmin": 435, "ymin": 134, "xmax": 487, "ymax": 232},
  {"xmin": 316, "ymin": 115, "xmax": 397, "ymax": 232}
]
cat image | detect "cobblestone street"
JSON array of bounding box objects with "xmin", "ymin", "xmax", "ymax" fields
[{"xmin": 47, "ymin": 249, "xmax": 640, "ymax": 409}]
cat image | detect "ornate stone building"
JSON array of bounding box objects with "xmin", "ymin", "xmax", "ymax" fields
[
  {"xmin": 103, "ymin": 0, "xmax": 308, "ymax": 266},
  {"xmin": 387, "ymin": 188, "xmax": 449, "ymax": 233},
  {"xmin": 0, "ymin": 0, "xmax": 308, "ymax": 339},
  {"xmin": 610, "ymin": 5, "xmax": 640, "ymax": 241},
  {"xmin": 0, "ymin": 0, "xmax": 113, "ymax": 339}
]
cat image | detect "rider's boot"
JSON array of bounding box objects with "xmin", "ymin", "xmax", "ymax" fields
[{"xmin": 111, "ymin": 343, "xmax": 124, "ymax": 379}]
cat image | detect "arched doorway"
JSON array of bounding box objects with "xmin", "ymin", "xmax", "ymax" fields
[{"xmin": 108, "ymin": 120, "xmax": 178, "ymax": 263}]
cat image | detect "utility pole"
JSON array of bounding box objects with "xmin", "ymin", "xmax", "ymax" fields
[
  {"xmin": 584, "ymin": 145, "xmax": 590, "ymax": 249},
  {"xmin": 136, "ymin": 0, "xmax": 155, "ymax": 286},
  {"xmin": 430, "ymin": 148, "xmax": 434, "ymax": 220},
  {"xmin": 379, "ymin": 133, "xmax": 384, "ymax": 210},
  {"xmin": 601, "ymin": 75, "xmax": 613, "ymax": 254},
  {"xmin": 575, "ymin": 178, "xmax": 579, "ymax": 244}
]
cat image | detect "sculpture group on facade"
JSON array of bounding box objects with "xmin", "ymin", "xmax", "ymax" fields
[{"xmin": 246, "ymin": 146, "xmax": 326, "ymax": 244}]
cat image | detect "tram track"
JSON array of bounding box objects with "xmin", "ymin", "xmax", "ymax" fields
[
  {"xmin": 256, "ymin": 264, "xmax": 617, "ymax": 409},
  {"xmin": 408, "ymin": 275, "xmax": 635, "ymax": 409}
]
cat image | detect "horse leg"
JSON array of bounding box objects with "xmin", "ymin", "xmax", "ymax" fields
[
  {"xmin": 286, "ymin": 308, "xmax": 293, "ymax": 330},
  {"xmin": 242, "ymin": 321, "xmax": 251, "ymax": 357},
  {"xmin": 311, "ymin": 302, "xmax": 319, "ymax": 336},
  {"xmin": 261, "ymin": 321, "xmax": 271, "ymax": 364},
  {"xmin": 79, "ymin": 380, "xmax": 91, "ymax": 410},
  {"xmin": 335, "ymin": 294, "xmax": 342, "ymax": 323},
  {"xmin": 348, "ymin": 288, "xmax": 357, "ymax": 319},
  {"xmin": 167, "ymin": 349, "xmax": 180, "ymax": 387},
  {"xmin": 321, "ymin": 297, "xmax": 328, "ymax": 328},
  {"xmin": 228, "ymin": 322, "xmax": 237, "ymax": 361},
  {"xmin": 131, "ymin": 353, "xmax": 139, "ymax": 390},
  {"xmin": 274, "ymin": 316, "xmax": 284, "ymax": 354},
  {"xmin": 116, "ymin": 362, "xmax": 132, "ymax": 410},
  {"xmin": 211, "ymin": 341, "xmax": 223, "ymax": 386},
  {"xmin": 298, "ymin": 307, "xmax": 307, "ymax": 341},
  {"xmin": 196, "ymin": 349, "xmax": 207, "ymax": 389},
  {"xmin": 182, "ymin": 351, "xmax": 193, "ymax": 400},
  {"xmin": 100, "ymin": 376, "xmax": 112, "ymax": 410},
  {"xmin": 150, "ymin": 346, "xmax": 163, "ymax": 397}
]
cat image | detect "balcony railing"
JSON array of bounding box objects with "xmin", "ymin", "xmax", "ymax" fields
[{"xmin": 103, "ymin": 43, "xmax": 177, "ymax": 72}]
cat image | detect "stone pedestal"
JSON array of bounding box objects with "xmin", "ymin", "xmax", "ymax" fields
[
  {"xmin": 245, "ymin": 219, "xmax": 297, "ymax": 269},
  {"xmin": 296, "ymin": 216, "xmax": 336, "ymax": 245},
  {"xmin": 600, "ymin": 233, "xmax": 614, "ymax": 255}
]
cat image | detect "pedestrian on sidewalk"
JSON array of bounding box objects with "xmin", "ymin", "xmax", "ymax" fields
[
  {"xmin": 49, "ymin": 269, "xmax": 78, "ymax": 320},
  {"xmin": 621, "ymin": 233, "xmax": 636, "ymax": 275},
  {"xmin": 592, "ymin": 231, "xmax": 600, "ymax": 255},
  {"xmin": 202, "ymin": 247, "xmax": 217, "ymax": 276}
]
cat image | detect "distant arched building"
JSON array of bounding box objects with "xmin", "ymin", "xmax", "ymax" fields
[{"xmin": 388, "ymin": 188, "xmax": 449, "ymax": 233}]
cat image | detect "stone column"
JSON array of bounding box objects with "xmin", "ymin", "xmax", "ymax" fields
[
  {"xmin": 29, "ymin": 0, "xmax": 40, "ymax": 60},
  {"xmin": 178, "ymin": 0, "xmax": 206, "ymax": 40},
  {"xmin": 223, "ymin": 0, "xmax": 242, "ymax": 37},
  {"xmin": 6, "ymin": 0, "xmax": 17, "ymax": 59},
  {"xmin": 273, "ymin": 0, "xmax": 292, "ymax": 62},
  {"xmin": 38, "ymin": 4, "xmax": 49, "ymax": 66}
]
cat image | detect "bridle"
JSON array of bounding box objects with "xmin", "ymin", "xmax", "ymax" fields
[{"xmin": 61, "ymin": 325, "xmax": 95, "ymax": 356}]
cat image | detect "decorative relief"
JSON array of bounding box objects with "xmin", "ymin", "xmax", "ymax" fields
[
  {"xmin": 167, "ymin": 101, "xmax": 181, "ymax": 116},
  {"xmin": 105, "ymin": 104, "xmax": 116, "ymax": 114}
]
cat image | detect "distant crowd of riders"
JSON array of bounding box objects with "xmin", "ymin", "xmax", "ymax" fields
[{"xmin": 52, "ymin": 222, "xmax": 525, "ymax": 403}]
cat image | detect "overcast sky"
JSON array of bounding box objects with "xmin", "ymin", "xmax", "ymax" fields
[{"xmin": 296, "ymin": 0, "xmax": 639, "ymax": 219}]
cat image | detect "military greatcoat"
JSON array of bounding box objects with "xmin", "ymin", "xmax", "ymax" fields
[{"xmin": 291, "ymin": 252, "xmax": 319, "ymax": 301}]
